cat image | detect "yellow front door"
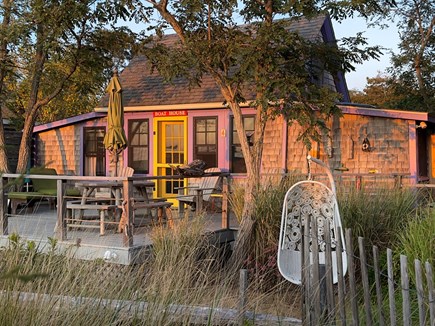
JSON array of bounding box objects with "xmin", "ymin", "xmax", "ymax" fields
[{"xmin": 153, "ymin": 118, "xmax": 188, "ymax": 200}]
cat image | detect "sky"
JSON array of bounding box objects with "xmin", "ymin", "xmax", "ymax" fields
[{"xmin": 332, "ymin": 17, "xmax": 400, "ymax": 91}]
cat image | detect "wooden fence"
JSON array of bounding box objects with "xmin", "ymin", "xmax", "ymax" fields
[{"xmin": 301, "ymin": 220, "xmax": 434, "ymax": 325}]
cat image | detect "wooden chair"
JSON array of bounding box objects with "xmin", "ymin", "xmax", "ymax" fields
[
  {"xmin": 112, "ymin": 166, "xmax": 135, "ymax": 178},
  {"xmin": 96, "ymin": 166, "xmax": 135, "ymax": 199},
  {"xmin": 175, "ymin": 167, "xmax": 222, "ymax": 214}
]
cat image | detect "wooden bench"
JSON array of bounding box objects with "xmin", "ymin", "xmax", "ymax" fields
[
  {"xmin": 132, "ymin": 201, "xmax": 173, "ymax": 225},
  {"xmin": 66, "ymin": 202, "xmax": 118, "ymax": 236}
]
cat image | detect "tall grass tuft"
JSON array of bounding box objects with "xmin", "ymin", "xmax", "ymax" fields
[
  {"xmin": 396, "ymin": 206, "xmax": 435, "ymax": 283},
  {"xmin": 228, "ymin": 174, "xmax": 304, "ymax": 287},
  {"xmin": 337, "ymin": 187, "xmax": 418, "ymax": 253},
  {"xmin": 3, "ymin": 216, "xmax": 303, "ymax": 324}
]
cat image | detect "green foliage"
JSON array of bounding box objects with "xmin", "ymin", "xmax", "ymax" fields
[
  {"xmin": 2, "ymin": 2, "xmax": 137, "ymax": 124},
  {"xmin": 386, "ymin": 0, "xmax": 435, "ymax": 112},
  {"xmin": 349, "ymin": 74, "xmax": 416, "ymax": 110}
]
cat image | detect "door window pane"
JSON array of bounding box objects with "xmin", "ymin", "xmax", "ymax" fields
[
  {"xmin": 128, "ymin": 119, "xmax": 149, "ymax": 174},
  {"xmin": 84, "ymin": 127, "xmax": 106, "ymax": 176},
  {"xmin": 193, "ymin": 117, "xmax": 218, "ymax": 168}
]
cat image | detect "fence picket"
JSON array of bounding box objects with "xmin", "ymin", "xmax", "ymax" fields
[
  {"xmin": 373, "ymin": 246, "xmax": 385, "ymax": 325},
  {"xmin": 324, "ymin": 219, "xmax": 335, "ymax": 322},
  {"xmin": 414, "ymin": 259, "xmax": 426, "ymax": 325},
  {"xmin": 400, "ymin": 255, "xmax": 411, "ymax": 326},
  {"xmin": 345, "ymin": 229, "xmax": 359, "ymax": 325},
  {"xmin": 300, "ymin": 227, "xmax": 434, "ymax": 326},
  {"xmin": 312, "ymin": 216, "xmax": 321, "ymax": 324},
  {"xmin": 387, "ymin": 248, "xmax": 396, "ymax": 326},
  {"xmin": 358, "ymin": 237, "xmax": 373, "ymax": 326},
  {"xmin": 336, "ymin": 226, "xmax": 346, "ymax": 326},
  {"xmin": 302, "ymin": 214, "xmax": 311, "ymax": 326},
  {"xmin": 425, "ymin": 262, "xmax": 434, "ymax": 325}
]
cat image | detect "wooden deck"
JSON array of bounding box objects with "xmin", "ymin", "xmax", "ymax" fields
[{"xmin": 1, "ymin": 201, "xmax": 238, "ymax": 265}]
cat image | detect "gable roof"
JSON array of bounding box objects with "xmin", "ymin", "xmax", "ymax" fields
[{"xmin": 96, "ymin": 14, "xmax": 349, "ymax": 111}]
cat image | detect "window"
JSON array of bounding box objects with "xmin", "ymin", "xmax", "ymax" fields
[
  {"xmin": 194, "ymin": 117, "xmax": 217, "ymax": 168},
  {"xmin": 231, "ymin": 116, "xmax": 255, "ymax": 173},
  {"xmin": 128, "ymin": 119, "xmax": 149, "ymax": 174},
  {"xmin": 84, "ymin": 127, "xmax": 106, "ymax": 176}
]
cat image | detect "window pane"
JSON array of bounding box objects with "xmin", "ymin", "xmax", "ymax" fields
[
  {"xmin": 130, "ymin": 133, "xmax": 139, "ymax": 146},
  {"xmin": 196, "ymin": 120, "xmax": 206, "ymax": 132},
  {"xmin": 230, "ymin": 115, "xmax": 255, "ymax": 173},
  {"xmin": 244, "ymin": 117, "xmax": 255, "ymax": 130},
  {"xmin": 207, "ymin": 119, "xmax": 216, "ymax": 131},
  {"xmin": 207, "ymin": 133, "xmax": 216, "ymax": 145},
  {"xmin": 196, "ymin": 133, "xmax": 205, "ymax": 145},
  {"xmin": 197, "ymin": 146, "xmax": 208, "ymax": 153}
]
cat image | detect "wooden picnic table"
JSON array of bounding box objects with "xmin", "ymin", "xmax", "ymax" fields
[
  {"xmin": 74, "ymin": 180, "xmax": 155, "ymax": 206},
  {"xmin": 67, "ymin": 180, "xmax": 157, "ymax": 235}
]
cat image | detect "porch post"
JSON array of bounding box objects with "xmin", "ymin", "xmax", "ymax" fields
[
  {"xmin": 56, "ymin": 179, "xmax": 67, "ymax": 240},
  {"xmin": 221, "ymin": 175, "xmax": 229, "ymax": 229},
  {"xmin": 122, "ymin": 177, "xmax": 134, "ymax": 247},
  {"xmin": 0, "ymin": 177, "xmax": 8, "ymax": 235}
]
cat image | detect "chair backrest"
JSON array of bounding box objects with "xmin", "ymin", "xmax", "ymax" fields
[
  {"xmin": 29, "ymin": 167, "xmax": 58, "ymax": 194},
  {"xmin": 188, "ymin": 167, "xmax": 221, "ymax": 201},
  {"xmin": 111, "ymin": 166, "xmax": 134, "ymax": 177}
]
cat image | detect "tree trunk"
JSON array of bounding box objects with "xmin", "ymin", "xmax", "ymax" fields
[
  {"xmin": 228, "ymin": 103, "xmax": 267, "ymax": 269},
  {"xmin": 0, "ymin": 0, "xmax": 12, "ymax": 173},
  {"xmin": 15, "ymin": 22, "xmax": 46, "ymax": 173}
]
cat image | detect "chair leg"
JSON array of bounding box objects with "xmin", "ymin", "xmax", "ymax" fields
[
  {"xmin": 166, "ymin": 207, "xmax": 174, "ymax": 229},
  {"xmin": 178, "ymin": 201, "xmax": 185, "ymax": 215},
  {"xmin": 11, "ymin": 200, "xmax": 18, "ymax": 215},
  {"xmin": 157, "ymin": 207, "xmax": 163, "ymax": 224}
]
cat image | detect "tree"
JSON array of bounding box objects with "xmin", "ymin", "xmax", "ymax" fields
[
  {"xmin": 121, "ymin": 0, "xmax": 387, "ymax": 267},
  {"xmin": 385, "ymin": 0, "xmax": 434, "ymax": 112},
  {"xmin": 0, "ymin": 0, "xmax": 136, "ymax": 173},
  {"xmin": 350, "ymin": 73, "xmax": 426, "ymax": 111}
]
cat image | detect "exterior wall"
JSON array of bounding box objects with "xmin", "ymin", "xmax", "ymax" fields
[
  {"xmin": 330, "ymin": 115, "xmax": 410, "ymax": 174},
  {"xmin": 32, "ymin": 110, "xmax": 415, "ymax": 188},
  {"xmin": 286, "ymin": 113, "xmax": 412, "ymax": 186},
  {"xmin": 262, "ymin": 116, "xmax": 285, "ymax": 175},
  {"xmin": 35, "ymin": 124, "xmax": 82, "ymax": 175}
]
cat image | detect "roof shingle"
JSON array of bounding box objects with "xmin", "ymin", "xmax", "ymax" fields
[{"xmin": 98, "ymin": 15, "xmax": 341, "ymax": 109}]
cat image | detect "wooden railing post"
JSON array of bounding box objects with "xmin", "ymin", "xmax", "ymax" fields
[
  {"xmin": 0, "ymin": 177, "xmax": 8, "ymax": 235},
  {"xmin": 221, "ymin": 175, "xmax": 229, "ymax": 229},
  {"xmin": 238, "ymin": 269, "xmax": 248, "ymax": 325},
  {"xmin": 356, "ymin": 175, "xmax": 362, "ymax": 191},
  {"xmin": 196, "ymin": 189, "xmax": 203, "ymax": 215},
  {"xmin": 56, "ymin": 179, "xmax": 67, "ymax": 240},
  {"xmin": 122, "ymin": 178, "xmax": 134, "ymax": 247}
]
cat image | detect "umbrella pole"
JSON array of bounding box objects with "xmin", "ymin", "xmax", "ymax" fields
[{"xmin": 114, "ymin": 153, "xmax": 118, "ymax": 177}]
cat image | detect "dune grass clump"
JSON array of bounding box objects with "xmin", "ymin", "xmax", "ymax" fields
[
  {"xmin": 228, "ymin": 174, "xmax": 304, "ymax": 287},
  {"xmin": 396, "ymin": 207, "xmax": 435, "ymax": 283},
  {"xmin": 337, "ymin": 187, "xmax": 418, "ymax": 252}
]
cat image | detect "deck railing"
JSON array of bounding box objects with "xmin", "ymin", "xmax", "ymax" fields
[{"xmin": 0, "ymin": 172, "xmax": 230, "ymax": 247}]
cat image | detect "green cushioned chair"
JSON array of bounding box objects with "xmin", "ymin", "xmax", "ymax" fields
[
  {"xmin": 8, "ymin": 167, "xmax": 81, "ymax": 214},
  {"xmin": 29, "ymin": 167, "xmax": 81, "ymax": 197}
]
